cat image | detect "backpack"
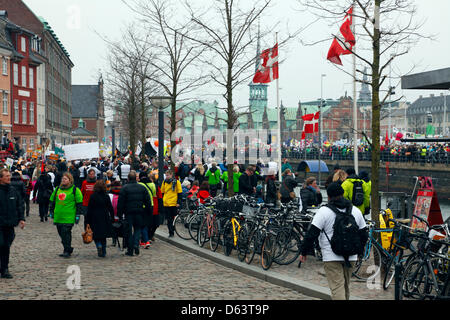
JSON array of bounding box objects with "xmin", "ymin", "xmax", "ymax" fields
[
  {"xmin": 351, "ymin": 180, "xmax": 365, "ymax": 207},
  {"xmin": 323, "ymin": 204, "xmax": 363, "ymax": 267}
]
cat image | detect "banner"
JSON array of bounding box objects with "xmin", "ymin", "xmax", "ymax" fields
[{"xmin": 63, "ymin": 142, "xmax": 100, "ymax": 161}]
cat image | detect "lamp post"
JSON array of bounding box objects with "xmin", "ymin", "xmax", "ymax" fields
[
  {"xmin": 150, "ymin": 96, "xmax": 172, "ymax": 187},
  {"xmin": 319, "ymin": 74, "xmax": 326, "ymax": 186}
]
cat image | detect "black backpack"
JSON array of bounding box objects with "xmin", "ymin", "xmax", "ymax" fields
[
  {"xmin": 323, "ymin": 204, "xmax": 362, "ymax": 267},
  {"xmin": 351, "ymin": 180, "xmax": 365, "ymax": 207}
]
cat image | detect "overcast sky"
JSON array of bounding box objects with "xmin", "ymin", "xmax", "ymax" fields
[{"xmin": 22, "ymin": 0, "xmax": 450, "ymax": 116}]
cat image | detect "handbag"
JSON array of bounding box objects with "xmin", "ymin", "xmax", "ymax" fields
[
  {"xmin": 283, "ymin": 181, "xmax": 296, "ymax": 199},
  {"xmin": 82, "ymin": 224, "xmax": 93, "ymax": 244}
]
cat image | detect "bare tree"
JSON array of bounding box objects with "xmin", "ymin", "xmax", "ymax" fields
[
  {"xmin": 299, "ymin": 0, "xmax": 432, "ymax": 224},
  {"xmin": 123, "ymin": 0, "xmax": 209, "ymax": 169},
  {"xmin": 183, "ymin": 0, "xmax": 286, "ymax": 196},
  {"xmin": 104, "ymin": 24, "xmax": 156, "ymax": 155}
]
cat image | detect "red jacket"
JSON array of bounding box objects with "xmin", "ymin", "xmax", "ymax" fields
[{"xmin": 81, "ymin": 180, "xmax": 96, "ymax": 207}]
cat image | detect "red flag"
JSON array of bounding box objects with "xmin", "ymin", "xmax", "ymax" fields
[
  {"xmin": 302, "ymin": 112, "xmax": 319, "ymax": 134},
  {"xmin": 385, "ymin": 130, "xmax": 390, "ymax": 146},
  {"xmin": 313, "ymin": 111, "xmax": 320, "ymax": 133},
  {"xmin": 327, "ymin": 6, "xmax": 355, "ymax": 65},
  {"xmin": 253, "ymin": 43, "xmax": 279, "ymax": 84},
  {"xmin": 327, "ymin": 38, "xmax": 345, "ymax": 66}
]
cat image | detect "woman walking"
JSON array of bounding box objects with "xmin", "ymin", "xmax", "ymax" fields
[
  {"xmin": 86, "ymin": 180, "xmax": 114, "ymax": 257},
  {"xmin": 49, "ymin": 173, "xmax": 83, "ymax": 258},
  {"xmin": 32, "ymin": 166, "xmax": 54, "ymax": 222},
  {"xmin": 148, "ymin": 173, "xmax": 162, "ymax": 242}
]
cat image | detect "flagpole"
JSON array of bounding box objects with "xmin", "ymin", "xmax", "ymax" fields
[
  {"xmin": 276, "ymin": 32, "xmax": 282, "ymax": 182},
  {"xmin": 352, "ymin": 5, "xmax": 359, "ymax": 175}
]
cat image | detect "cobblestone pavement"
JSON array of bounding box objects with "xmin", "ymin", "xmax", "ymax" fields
[
  {"xmin": 160, "ymin": 219, "xmax": 395, "ymax": 301},
  {"xmin": 0, "ymin": 204, "xmax": 314, "ymax": 300}
]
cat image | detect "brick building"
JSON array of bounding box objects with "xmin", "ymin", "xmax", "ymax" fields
[
  {"xmin": 0, "ymin": 15, "xmax": 12, "ymax": 140},
  {"xmin": 0, "ymin": 0, "xmax": 74, "ymax": 147},
  {"xmin": 0, "ymin": 12, "xmax": 43, "ymax": 153},
  {"xmin": 71, "ymin": 78, "xmax": 105, "ymax": 144}
]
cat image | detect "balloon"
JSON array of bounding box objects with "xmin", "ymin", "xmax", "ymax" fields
[
  {"xmin": 396, "ymin": 132, "xmax": 404, "ymax": 141},
  {"xmin": 154, "ymin": 140, "xmax": 159, "ymax": 147}
]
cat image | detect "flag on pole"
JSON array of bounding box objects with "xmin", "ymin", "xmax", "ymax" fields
[
  {"xmin": 302, "ymin": 112, "xmax": 320, "ymax": 134},
  {"xmin": 327, "ymin": 6, "xmax": 355, "ymax": 65},
  {"xmin": 253, "ymin": 43, "xmax": 279, "ymax": 84}
]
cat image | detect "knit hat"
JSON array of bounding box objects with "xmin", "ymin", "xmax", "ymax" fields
[{"xmin": 327, "ymin": 182, "xmax": 344, "ymax": 199}]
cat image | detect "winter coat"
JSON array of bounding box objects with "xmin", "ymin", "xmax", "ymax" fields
[
  {"xmin": 239, "ymin": 173, "xmax": 254, "ymax": 196},
  {"xmin": 280, "ymin": 175, "xmax": 298, "ymax": 201},
  {"xmin": 32, "ymin": 173, "xmax": 54, "ymax": 204},
  {"xmin": 86, "ymin": 191, "xmax": 114, "ymax": 240},
  {"xmin": 117, "ymin": 181, "xmax": 152, "ymax": 216},
  {"xmin": 265, "ymin": 177, "xmax": 277, "ymax": 204},
  {"xmin": 10, "ymin": 175, "xmax": 26, "ymax": 202},
  {"xmin": 0, "ymin": 184, "xmax": 25, "ymax": 227},
  {"xmin": 300, "ymin": 186, "xmax": 323, "ymax": 209}
]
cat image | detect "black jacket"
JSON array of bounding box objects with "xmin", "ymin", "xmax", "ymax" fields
[
  {"xmin": 10, "ymin": 175, "xmax": 26, "ymax": 202},
  {"xmin": 86, "ymin": 191, "xmax": 114, "ymax": 240},
  {"xmin": 33, "ymin": 174, "xmax": 54, "ymax": 204},
  {"xmin": 0, "ymin": 184, "xmax": 25, "ymax": 227},
  {"xmin": 239, "ymin": 173, "xmax": 254, "ymax": 196},
  {"xmin": 265, "ymin": 177, "xmax": 277, "ymax": 204},
  {"xmin": 280, "ymin": 175, "xmax": 298, "ymax": 200},
  {"xmin": 300, "ymin": 186, "xmax": 323, "ymax": 209},
  {"xmin": 117, "ymin": 181, "xmax": 152, "ymax": 217}
]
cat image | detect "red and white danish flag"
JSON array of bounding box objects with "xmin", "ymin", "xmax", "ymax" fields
[
  {"xmin": 327, "ymin": 6, "xmax": 355, "ymax": 66},
  {"xmin": 253, "ymin": 43, "xmax": 279, "ymax": 84},
  {"xmin": 302, "ymin": 111, "xmax": 320, "ymax": 134}
]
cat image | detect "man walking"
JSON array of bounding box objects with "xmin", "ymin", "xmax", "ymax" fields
[
  {"xmin": 0, "ymin": 169, "xmax": 25, "ymax": 279},
  {"xmin": 117, "ymin": 170, "xmax": 152, "ymax": 256},
  {"xmin": 299, "ymin": 182, "xmax": 368, "ymax": 300},
  {"xmin": 161, "ymin": 170, "xmax": 182, "ymax": 237}
]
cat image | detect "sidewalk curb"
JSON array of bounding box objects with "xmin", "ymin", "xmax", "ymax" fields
[{"xmin": 155, "ymin": 229, "xmax": 363, "ymax": 300}]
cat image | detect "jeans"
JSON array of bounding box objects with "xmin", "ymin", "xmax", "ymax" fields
[
  {"xmin": 140, "ymin": 227, "xmax": 149, "ymax": 244},
  {"xmin": 56, "ymin": 224, "xmax": 73, "ymax": 253},
  {"xmin": 0, "ymin": 227, "xmax": 15, "ymax": 273},
  {"xmin": 125, "ymin": 214, "xmax": 143, "ymax": 251}
]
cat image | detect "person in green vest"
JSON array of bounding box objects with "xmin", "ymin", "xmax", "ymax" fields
[
  {"xmin": 358, "ymin": 170, "xmax": 372, "ymax": 215},
  {"xmin": 138, "ymin": 171, "xmax": 155, "ymax": 249},
  {"xmin": 221, "ymin": 164, "xmax": 241, "ymax": 196},
  {"xmin": 341, "ymin": 168, "xmax": 370, "ymax": 216},
  {"xmin": 205, "ymin": 162, "xmax": 221, "ymax": 197},
  {"xmin": 49, "ymin": 172, "xmax": 83, "ymax": 258}
]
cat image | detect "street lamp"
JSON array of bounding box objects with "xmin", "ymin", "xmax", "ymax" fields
[
  {"xmin": 318, "ymin": 74, "xmax": 326, "ymax": 186},
  {"xmin": 150, "ymin": 96, "xmax": 172, "ymax": 186}
]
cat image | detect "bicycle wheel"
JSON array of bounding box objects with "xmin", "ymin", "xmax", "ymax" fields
[
  {"xmin": 417, "ymin": 257, "xmax": 448, "ymax": 300},
  {"xmin": 209, "ymin": 218, "xmax": 221, "ymax": 252},
  {"xmin": 261, "ymin": 234, "xmax": 275, "ymax": 270},
  {"xmin": 274, "ymin": 229, "xmax": 302, "ymax": 266},
  {"xmin": 245, "ymin": 229, "xmax": 259, "ymax": 265},
  {"xmin": 399, "ymin": 259, "xmax": 426, "ymax": 300},
  {"xmin": 222, "ymin": 220, "xmax": 234, "ymax": 256},
  {"xmin": 197, "ymin": 216, "xmax": 209, "ymax": 247},
  {"xmin": 188, "ymin": 212, "xmax": 203, "ymax": 242},
  {"xmin": 237, "ymin": 223, "xmax": 252, "ymax": 262},
  {"xmin": 173, "ymin": 211, "xmax": 191, "ymax": 240},
  {"xmin": 383, "ymin": 248, "xmax": 404, "ymax": 290},
  {"xmin": 353, "ymin": 241, "xmax": 383, "ymax": 281}
]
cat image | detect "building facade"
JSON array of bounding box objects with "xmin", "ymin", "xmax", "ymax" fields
[
  {"xmin": 71, "ymin": 78, "xmax": 105, "ymax": 144},
  {"xmin": 407, "ymin": 93, "xmax": 450, "ymax": 136},
  {"xmin": 0, "ymin": 16, "xmax": 12, "ymax": 140},
  {"xmin": 0, "ymin": 0, "xmax": 74, "ymax": 147}
]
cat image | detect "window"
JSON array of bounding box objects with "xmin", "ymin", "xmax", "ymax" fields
[
  {"xmin": 29, "ymin": 138, "xmax": 34, "ymax": 151},
  {"xmin": 21, "ymin": 66, "xmax": 26, "ymax": 87},
  {"xmin": 29, "ymin": 68, "xmax": 34, "ymax": 89},
  {"xmin": 22, "ymin": 101, "xmax": 27, "ymax": 124},
  {"xmin": 29, "ymin": 102, "xmax": 34, "ymax": 125},
  {"xmin": 14, "ymin": 100, "xmax": 19, "ymax": 123},
  {"xmin": 22, "ymin": 138, "xmax": 27, "ymax": 152},
  {"xmin": 2, "ymin": 92, "xmax": 7, "ymax": 114},
  {"xmin": 13, "ymin": 64, "xmax": 18, "ymax": 85},
  {"xmin": 21, "ymin": 37, "xmax": 26, "ymax": 52},
  {"xmin": 2, "ymin": 57, "xmax": 7, "ymax": 75}
]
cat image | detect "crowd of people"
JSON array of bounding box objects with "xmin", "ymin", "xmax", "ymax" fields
[
  {"xmin": 282, "ymin": 143, "xmax": 450, "ymax": 164},
  {"xmin": 0, "ymin": 152, "xmax": 376, "ymax": 300}
]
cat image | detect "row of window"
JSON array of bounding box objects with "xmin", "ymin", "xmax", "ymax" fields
[
  {"xmin": 21, "ymin": 138, "xmax": 35, "ymax": 152},
  {"xmin": 13, "ymin": 100, "xmax": 34, "ymax": 125},
  {"xmin": 13, "ymin": 63, "xmax": 34, "ymax": 89}
]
